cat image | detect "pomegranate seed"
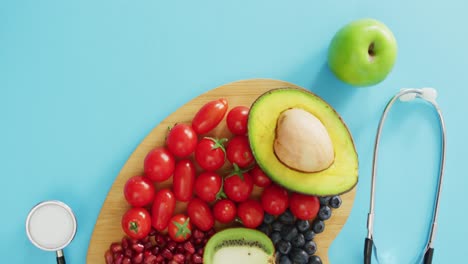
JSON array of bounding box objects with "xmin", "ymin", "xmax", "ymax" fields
[
  {"xmin": 142, "ymin": 236, "xmax": 150, "ymax": 243},
  {"xmin": 197, "ymin": 247, "xmax": 204, "ymax": 255},
  {"xmin": 144, "ymin": 255, "xmax": 157, "ymax": 264},
  {"xmin": 156, "ymin": 234, "xmax": 166, "ymax": 245},
  {"xmin": 150, "ymin": 228, "xmax": 157, "ymax": 236},
  {"xmin": 121, "ymin": 237, "xmax": 130, "ymax": 249},
  {"xmin": 183, "ymin": 241, "xmax": 195, "ymax": 254},
  {"xmin": 168, "ymin": 261, "xmax": 179, "ymax": 264},
  {"xmin": 133, "ymin": 252, "xmax": 143, "ymax": 263},
  {"xmin": 104, "ymin": 250, "xmax": 113, "ymax": 264},
  {"xmin": 152, "ymin": 245, "xmax": 160, "ymax": 255},
  {"xmin": 122, "ymin": 257, "xmax": 131, "ymax": 264},
  {"xmin": 156, "ymin": 255, "xmax": 164, "ymax": 262},
  {"xmin": 167, "ymin": 241, "xmax": 177, "ymax": 251},
  {"xmin": 110, "ymin": 242, "xmax": 123, "ymax": 253},
  {"xmin": 124, "ymin": 248, "xmax": 132, "ymax": 258},
  {"xmin": 133, "ymin": 243, "xmax": 145, "ymax": 253},
  {"xmin": 114, "ymin": 253, "xmax": 124, "ymax": 264},
  {"xmin": 192, "ymin": 254, "xmax": 203, "ymax": 263},
  {"xmin": 194, "ymin": 238, "xmax": 203, "ymax": 245},
  {"xmin": 131, "ymin": 238, "xmax": 139, "ymax": 244},
  {"xmin": 144, "ymin": 241, "xmax": 153, "ymax": 249},
  {"xmin": 173, "ymin": 253, "xmax": 185, "ymax": 263},
  {"xmin": 193, "ymin": 230, "xmax": 204, "ymax": 239},
  {"xmin": 162, "ymin": 248, "xmax": 173, "ymax": 259}
]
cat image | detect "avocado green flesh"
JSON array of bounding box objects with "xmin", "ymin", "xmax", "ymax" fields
[
  {"xmin": 203, "ymin": 228, "xmax": 274, "ymax": 264},
  {"xmin": 248, "ymin": 88, "xmax": 358, "ymax": 196}
]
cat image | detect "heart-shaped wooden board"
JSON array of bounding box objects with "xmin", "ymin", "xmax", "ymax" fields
[{"xmin": 86, "ymin": 79, "xmax": 356, "ymax": 264}]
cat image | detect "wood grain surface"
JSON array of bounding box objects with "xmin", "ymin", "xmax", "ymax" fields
[{"xmin": 86, "ymin": 79, "xmax": 356, "ymax": 264}]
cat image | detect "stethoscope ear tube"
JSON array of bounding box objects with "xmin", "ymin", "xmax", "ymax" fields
[{"xmin": 365, "ymin": 88, "xmax": 446, "ymax": 264}]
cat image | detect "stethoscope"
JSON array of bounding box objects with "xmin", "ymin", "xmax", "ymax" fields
[{"xmin": 365, "ymin": 88, "xmax": 446, "ymax": 264}]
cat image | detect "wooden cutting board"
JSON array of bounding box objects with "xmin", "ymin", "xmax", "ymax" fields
[{"xmin": 86, "ymin": 78, "xmax": 356, "ymax": 264}]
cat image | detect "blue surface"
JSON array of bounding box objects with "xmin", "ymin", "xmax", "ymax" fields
[{"xmin": 1, "ymin": 1, "xmax": 467, "ymax": 263}]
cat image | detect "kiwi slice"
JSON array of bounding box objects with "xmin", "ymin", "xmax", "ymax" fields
[{"xmin": 203, "ymin": 228, "xmax": 275, "ymax": 264}]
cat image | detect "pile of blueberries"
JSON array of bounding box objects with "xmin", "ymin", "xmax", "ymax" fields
[{"xmin": 257, "ymin": 195, "xmax": 342, "ymax": 264}]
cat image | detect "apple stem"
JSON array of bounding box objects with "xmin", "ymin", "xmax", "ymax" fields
[{"xmin": 368, "ymin": 42, "xmax": 376, "ymax": 57}]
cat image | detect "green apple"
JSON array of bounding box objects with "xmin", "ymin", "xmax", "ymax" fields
[{"xmin": 327, "ymin": 18, "xmax": 397, "ymax": 87}]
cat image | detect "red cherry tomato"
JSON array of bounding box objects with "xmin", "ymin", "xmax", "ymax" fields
[
  {"xmin": 261, "ymin": 184, "xmax": 289, "ymax": 216},
  {"xmin": 173, "ymin": 159, "xmax": 196, "ymax": 202},
  {"xmin": 192, "ymin": 98, "xmax": 228, "ymax": 134},
  {"xmin": 168, "ymin": 214, "xmax": 192, "ymax": 242},
  {"xmin": 151, "ymin": 189, "xmax": 176, "ymax": 231},
  {"xmin": 123, "ymin": 175, "xmax": 155, "ymax": 207},
  {"xmin": 226, "ymin": 136, "xmax": 254, "ymax": 168},
  {"xmin": 237, "ymin": 199, "xmax": 264, "ymax": 228},
  {"xmin": 121, "ymin": 207, "xmax": 152, "ymax": 240},
  {"xmin": 194, "ymin": 137, "xmax": 226, "ymax": 171},
  {"xmin": 166, "ymin": 123, "xmax": 198, "ymax": 158},
  {"xmin": 144, "ymin": 147, "xmax": 175, "ymax": 182},
  {"xmin": 226, "ymin": 106, "xmax": 249, "ymax": 135},
  {"xmin": 250, "ymin": 165, "xmax": 272, "ymax": 187},
  {"xmin": 224, "ymin": 171, "xmax": 254, "ymax": 203},
  {"xmin": 289, "ymin": 192, "xmax": 320, "ymax": 220},
  {"xmin": 194, "ymin": 171, "xmax": 223, "ymax": 202},
  {"xmin": 187, "ymin": 198, "xmax": 215, "ymax": 231},
  {"xmin": 213, "ymin": 199, "xmax": 237, "ymax": 224}
]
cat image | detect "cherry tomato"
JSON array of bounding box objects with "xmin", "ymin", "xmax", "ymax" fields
[
  {"xmin": 151, "ymin": 189, "xmax": 176, "ymax": 231},
  {"xmin": 213, "ymin": 199, "xmax": 237, "ymax": 224},
  {"xmin": 224, "ymin": 171, "xmax": 254, "ymax": 203},
  {"xmin": 226, "ymin": 136, "xmax": 254, "ymax": 168},
  {"xmin": 250, "ymin": 165, "xmax": 272, "ymax": 187},
  {"xmin": 173, "ymin": 159, "xmax": 196, "ymax": 202},
  {"xmin": 168, "ymin": 214, "xmax": 192, "ymax": 242},
  {"xmin": 192, "ymin": 98, "xmax": 228, "ymax": 134},
  {"xmin": 194, "ymin": 171, "xmax": 222, "ymax": 202},
  {"xmin": 144, "ymin": 147, "xmax": 175, "ymax": 182},
  {"xmin": 261, "ymin": 184, "xmax": 289, "ymax": 216},
  {"xmin": 121, "ymin": 207, "xmax": 151, "ymax": 240},
  {"xmin": 226, "ymin": 106, "xmax": 249, "ymax": 135},
  {"xmin": 194, "ymin": 137, "xmax": 226, "ymax": 171},
  {"xmin": 289, "ymin": 192, "xmax": 320, "ymax": 220},
  {"xmin": 187, "ymin": 198, "xmax": 215, "ymax": 231},
  {"xmin": 237, "ymin": 199, "xmax": 264, "ymax": 228},
  {"xmin": 123, "ymin": 175, "xmax": 155, "ymax": 207},
  {"xmin": 166, "ymin": 123, "xmax": 198, "ymax": 158}
]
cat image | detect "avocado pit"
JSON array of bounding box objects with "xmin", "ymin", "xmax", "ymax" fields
[{"xmin": 274, "ymin": 108, "xmax": 335, "ymax": 172}]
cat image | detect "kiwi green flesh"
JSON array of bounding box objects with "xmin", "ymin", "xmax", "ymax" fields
[{"xmin": 203, "ymin": 228, "xmax": 275, "ymax": 264}]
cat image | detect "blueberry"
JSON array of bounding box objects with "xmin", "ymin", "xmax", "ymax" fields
[
  {"xmin": 280, "ymin": 225, "xmax": 298, "ymax": 242},
  {"xmin": 277, "ymin": 240, "xmax": 292, "ymax": 255},
  {"xmin": 319, "ymin": 196, "xmax": 331, "ymax": 206},
  {"xmin": 257, "ymin": 223, "xmax": 271, "ymax": 236},
  {"xmin": 312, "ymin": 219, "xmax": 325, "ymax": 234},
  {"xmin": 303, "ymin": 240, "xmax": 317, "ymax": 255},
  {"xmin": 318, "ymin": 206, "xmax": 332, "ymax": 221},
  {"xmin": 303, "ymin": 230, "xmax": 316, "ymax": 241},
  {"xmin": 329, "ymin": 196, "xmax": 342, "ymax": 209},
  {"xmin": 291, "ymin": 233, "xmax": 305, "ymax": 248},
  {"xmin": 279, "ymin": 255, "xmax": 292, "ymax": 264},
  {"xmin": 263, "ymin": 213, "xmax": 275, "ymax": 224},
  {"xmin": 279, "ymin": 209, "xmax": 295, "ymax": 224},
  {"xmin": 308, "ymin": 255, "xmax": 322, "ymax": 264},
  {"xmin": 289, "ymin": 248, "xmax": 309, "ymax": 264},
  {"xmin": 296, "ymin": 219, "xmax": 310, "ymax": 233},
  {"xmin": 270, "ymin": 231, "xmax": 282, "ymax": 245},
  {"xmin": 272, "ymin": 221, "xmax": 283, "ymax": 232}
]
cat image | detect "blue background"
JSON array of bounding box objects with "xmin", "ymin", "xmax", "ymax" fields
[{"xmin": 1, "ymin": 1, "xmax": 467, "ymax": 263}]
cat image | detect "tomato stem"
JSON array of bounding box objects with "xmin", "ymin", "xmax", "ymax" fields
[
  {"xmin": 174, "ymin": 217, "xmax": 192, "ymax": 239},
  {"xmin": 205, "ymin": 137, "xmax": 227, "ymax": 154},
  {"xmin": 129, "ymin": 221, "xmax": 139, "ymax": 233},
  {"xmin": 226, "ymin": 163, "xmax": 245, "ymax": 181}
]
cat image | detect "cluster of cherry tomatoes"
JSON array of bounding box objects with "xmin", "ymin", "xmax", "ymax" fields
[{"xmin": 121, "ymin": 97, "xmax": 321, "ymax": 244}]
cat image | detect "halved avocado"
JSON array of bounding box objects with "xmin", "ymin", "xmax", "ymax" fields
[
  {"xmin": 248, "ymin": 87, "xmax": 358, "ymax": 196},
  {"xmin": 203, "ymin": 228, "xmax": 275, "ymax": 264}
]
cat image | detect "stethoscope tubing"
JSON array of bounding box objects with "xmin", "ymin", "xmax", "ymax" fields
[{"xmin": 365, "ymin": 88, "xmax": 446, "ymax": 264}]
